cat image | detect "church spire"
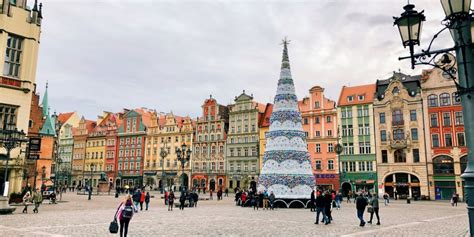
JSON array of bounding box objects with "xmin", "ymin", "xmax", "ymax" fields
[{"xmin": 42, "ymin": 82, "xmax": 49, "ymax": 117}]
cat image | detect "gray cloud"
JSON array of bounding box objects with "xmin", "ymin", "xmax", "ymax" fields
[{"xmin": 34, "ymin": 0, "xmax": 453, "ymax": 119}]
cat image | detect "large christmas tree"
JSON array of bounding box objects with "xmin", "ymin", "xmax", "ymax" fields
[{"xmin": 257, "ymin": 39, "xmax": 316, "ymax": 199}]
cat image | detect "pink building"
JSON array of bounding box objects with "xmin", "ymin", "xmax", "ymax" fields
[{"xmin": 299, "ymin": 86, "xmax": 339, "ymax": 191}]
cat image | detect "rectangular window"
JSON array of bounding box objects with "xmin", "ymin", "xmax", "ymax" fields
[
  {"xmin": 328, "ymin": 160, "xmax": 334, "ymax": 170},
  {"xmin": 349, "ymin": 161, "xmax": 356, "ymax": 172},
  {"xmin": 413, "ymin": 149, "xmax": 420, "ymax": 163},
  {"xmin": 315, "ymin": 160, "xmax": 322, "ymax": 170},
  {"xmin": 303, "ymin": 118, "xmax": 309, "ymax": 125},
  {"xmin": 430, "ymin": 114, "xmax": 438, "ymax": 127},
  {"xmin": 342, "ymin": 162, "xmax": 348, "ymax": 172},
  {"xmin": 3, "ymin": 34, "xmax": 23, "ymax": 78},
  {"xmin": 410, "ymin": 110, "xmax": 417, "ymax": 121},
  {"xmin": 315, "ymin": 101, "xmax": 320, "ymax": 108},
  {"xmin": 432, "ymin": 134, "xmax": 440, "ymax": 147},
  {"xmin": 0, "ymin": 104, "xmax": 18, "ymax": 129},
  {"xmin": 328, "ymin": 143, "xmax": 334, "ymax": 153},
  {"xmin": 315, "ymin": 131, "xmax": 321, "ymax": 137},
  {"xmin": 380, "ymin": 130, "xmax": 387, "ymax": 142},
  {"xmin": 315, "ymin": 144, "xmax": 321, "ymax": 153},
  {"xmin": 326, "ymin": 116, "xmax": 332, "ymax": 123},
  {"xmin": 458, "ymin": 132, "xmax": 466, "ymax": 147},
  {"xmin": 358, "ymin": 161, "xmax": 366, "ymax": 171},
  {"xmin": 315, "ymin": 116, "xmax": 320, "ymax": 124},
  {"xmin": 379, "ymin": 113, "xmax": 385, "ymax": 124},
  {"xmin": 327, "ymin": 130, "xmax": 332, "ymax": 137},
  {"xmin": 455, "ymin": 112, "xmax": 464, "ymax": 125},
  {"xmin": 445, "ymin": 133, "xmax": 453, "ymax": 147},
  {"xmin": 366, "ymin": 161, "xmax": 373, "ymax": 171},
  {"xmin": 382, "ymin": 150, "xmax": 388, "ymax": 163},
  {"xmin": 411, "ymin": 128, "xmax": 418, "ymax": 141},
  {"xmin": 443, "ymin": 112, "xmax": 451, "ymax": 126}
]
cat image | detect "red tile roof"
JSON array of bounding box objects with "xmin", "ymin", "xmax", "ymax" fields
[
  {"xmin": 337, "ymin": 84, "xmax": 376, "ymax": 106},
  {"xmin": 259, "ymin": 103, "xmax": 273, "ymax": 127},
  {"xmin": 57, "ymin": 112, "xmax": 74, "ymax": 124}
]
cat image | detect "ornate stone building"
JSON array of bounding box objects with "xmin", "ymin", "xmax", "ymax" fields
[
  {"xmin": 57, "ymin": 112, "xmax": 80, "ymax": 186},
  {"xmin": 226, "ymin": 91, "xmax": 265, "ymax": 191},
  {"xmin": 192, "ymin": 96, "xmax": 228, "ymax": 192},
  {"xmin": 374, "ymin": 72, "xmax": 429, "ymax": 199},
  {"xmin": 421, "ymin": 66, "xmax": 467, "ymax": 200},
  {"xmin": 337, "ymin": 84, "xmax": 377, "ymax": 195},
  {"xmin": 144, "ymin": 112, "xmax": 194, "ymax": 191},
  {"xmin": 0, "ymin": 0, "xmax": 43, "ymax": 195},
  {"xmin": 299, "ymin": 86, "xmax": 339, "ymax": 191},
  {"xmin": 72, "ymin": 117, "xmax": 96, "ymax": 187}
]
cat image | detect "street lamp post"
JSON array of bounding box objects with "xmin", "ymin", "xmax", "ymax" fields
[
  {"xmin": 160, "ymin": 141, "xmax": 168, "ymax": 194},
  {"xmin": 176, "ymin": 143, "xmax": 191, "ymax": 192},
  {"xmin": 0, "ymin": 123, "xmax": 27, "ymax": 196},
  {"xmin": 394, "ymin": 1, "xmax": 474, "ymax": 234}
]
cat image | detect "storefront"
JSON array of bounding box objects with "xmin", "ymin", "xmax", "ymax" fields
[
  {"xmin": 315, "ymin": 173, "xmax": 339, "ymax": 191},
  {"xmin": 433, "ymin": 156, "xmax": 456, "ymax": 200},
  {"xmin": 384, "ymin": 173, "xmax": 421, "ymax": 199}
]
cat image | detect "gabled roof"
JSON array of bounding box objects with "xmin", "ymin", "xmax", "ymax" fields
[
  {"xmin": 57, "ymin": 112, "xmax": 74, "ymax": 124},
  {"xmin": 338, "ymin": 84, "xmax": 376, "ymax": 106},
  {"xmin": 258, "ymin": 103, "xmax": 273, "ymax": 128},
  {"xmin": 85, "ymin": 120, "xmax": 96, "ymax": 132}
]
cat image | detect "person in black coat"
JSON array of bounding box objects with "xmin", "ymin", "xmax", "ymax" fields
[
  {"xmin": 179, "ymin": 192, "xmax": 187, "ymax": 210},
  {"xmin": 324, "ymin": 191, "xmax": 333, "ymax": 224},
  {"xmin": 192, "ymin": 192, "xmax": 199, "ymax": 208},
  {"xmin": 315, "ymin": 191, "xmax": 327, "ymax": 224},
  {"xmin": 356, "ymin": 193, "xmax": 368, "ymax": 226},
  {"xmin": 310, "ymin": 190, "xmax": 316, "ymax": 212}
]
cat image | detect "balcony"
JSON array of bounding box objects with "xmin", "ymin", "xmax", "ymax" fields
[
  {"xmin": 390, "ymin": 138, "xmax": 407, "ymax": 149},
  {"xmin": 0, "ymin": 76, "xmax": 31, "ymax": 93},
  {"xmin": 392, "ymin": 120, "xmax": 404, "ymax": 126}
]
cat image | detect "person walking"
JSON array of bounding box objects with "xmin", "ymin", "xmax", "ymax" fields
[
  {"xmin": 22, "ymin": 191, "xmax": 31, "ymax": 214},
  {"xmin": 145, "ymin": 192, "xmax": 150, "ymax": 210},
  {"xmin": 225, "ymin": 188, "xmax": 229, "ymax": 197},
  {"xmin": 193, "ymin": 192, "xmax": 199, "ymax": 208},
  {"xmin": 452, "ymin": 193, "xmax": 459, "ymax": 206},
  {"xmin": 356, "ymin": 193, "xmax": 368, "ymax": 227},
  {"xmin": 164, "ymin": 191, "xmax": 169, "ymax": 206},
  {"xmin": 179, "ymin": 192, "xmax": 186, "ymax": 210},
  {"xmin": 139, "ymin": 190, "xmax": 145, "ymax": 211},
  {"xmin": 241, "ymin": 191, "xmax": 247, "ymax": 207},
  {"xmin": 88, "ymin": 185, "xmax": 93, "ymax": 200},
  {"xmin": 324, "ymin": 191, "xmax": 333, "ymax": 224},
  {"xmin": 310, "ymin": 190, "xmax": 316, "ymax": 212},
  {"xmin": 188, "ymin": 191, "xmax": 194, "ymax": 207},
  {"xmin": 315, "ymin": 191, "xmax": 327, "ymax": 224},
  {"xmin": 32, "ymin": 188, "xmax": 43, "ymax": 213},
  {"xmin": 336, "ymin": 192, "xmax": 342, "ymax": 209},
  {"xmin": 368, "ymin": 194, "xmax": 380, "ymax": 225},
  {"xmin": 209, "ymin": 189, "xmax": 213, "ymax": 200},
  {"xmin": 115, "ymin": 195, "xmax": 137, "ymax": 237},
  {"xmin": 217, "ymin": 188, "xmax": 222, "ymax": 201},
  {"xmin": 383, "ymin": 192, "xmax": 389, "ymax": 206},
  {"xmin": 132, "ymin": 189, "xmax": 141, "ymax": 211},
  {"xmin": 253, "ymin": 192, "xmax": 259, "ymax": 210},
  {"xmin": 168, "ymin": 191, "xmax": 175, "ymax": 211},
  {"xmin": 347, "ymin": 191, "xmax": 352, "ymax": 203}
]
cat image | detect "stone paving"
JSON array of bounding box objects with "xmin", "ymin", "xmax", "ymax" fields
[{"xmin": 0, "ymin": 192, "xmax": 470, "ymax": 236}]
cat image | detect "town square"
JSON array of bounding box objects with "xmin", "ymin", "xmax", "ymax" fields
[{"xmin": 1, "ymin": 0, "xmax": 474, "ymax": 236}]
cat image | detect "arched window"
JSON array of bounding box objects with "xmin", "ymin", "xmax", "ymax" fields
[
  {"xmin": 461, "ymin": 156, "xmax": 468, "ymax": 174},
  {"xmin": 392, "ymin": 87, "xmax": 400, "ymax": 94},
  {"xmin": 394, "ymin": 150, "xmax": 406, "ymax": 163},
  {"xmin": 433, "ymin": 156, "xmax": 454, "ymax": 175},
  {"xmin": 452, "ymin": 92, "xmax": 461, "ymax": 105},
  {"xmin": 440, "ymin": 93, "xmax": 451, "ymax": 106},
  {"xmin": 428, "ymin": 94, "xmax": 438, "ymax": 107}
]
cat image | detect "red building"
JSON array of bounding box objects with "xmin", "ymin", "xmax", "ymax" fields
[
  {"xmin": 192, "ymin": 96, "xmax": 229, "ymax": 192},
  {"xmin": 421, "ymin": 67, "xmax": 468, "ymax": 200}
]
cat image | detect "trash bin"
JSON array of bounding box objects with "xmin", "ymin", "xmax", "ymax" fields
[{"xmin": 407, "ymin": 198, "xmax": 411, "ymax": 204}]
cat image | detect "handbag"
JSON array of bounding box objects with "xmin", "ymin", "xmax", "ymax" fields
[
  {"xmin": 367, "ymin": 206, "xmax": 374, "ymax": 213},
  {"xmin": 109, "ymin": 218, "xmax": 119, "ymax": 234}
]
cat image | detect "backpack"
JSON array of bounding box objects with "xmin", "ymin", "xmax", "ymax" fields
[{"xmin": 122, "ymin": 205, "xmax": 133, "ymax": 219}]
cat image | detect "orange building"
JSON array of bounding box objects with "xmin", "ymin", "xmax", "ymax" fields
[
  {"xmin": 72, "ymin": 117, "xmax": 96, "ymax": 188},
  {"xmin": 299, "ymin": 86, "xmax": 339, "ymax": 191}
]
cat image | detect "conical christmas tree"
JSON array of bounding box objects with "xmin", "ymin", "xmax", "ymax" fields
[{"xmin": 257, "ymin": 39, "xmax": 316, "ymax": 199}]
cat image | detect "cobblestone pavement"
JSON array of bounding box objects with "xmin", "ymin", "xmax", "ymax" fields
[{"xmin": 0, "ymin": 192, "xmax": 469, "ymax": 236}]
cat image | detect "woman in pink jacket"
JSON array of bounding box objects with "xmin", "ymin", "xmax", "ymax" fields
[{"xmin": 115, "ymin": 195, "xmax": 137, "ymax": 237}]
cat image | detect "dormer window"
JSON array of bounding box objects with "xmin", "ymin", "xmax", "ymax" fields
[
  {"xmin": 347, "ymin": 96, "xmax": 354, "ymax": 102},
  {"xmin": 358, "ymin": 95, "xmax": 365, "ymax": 101},
  {"xmin": 392, "ymin": 87, "xmax": 400, "ymax": 94}
]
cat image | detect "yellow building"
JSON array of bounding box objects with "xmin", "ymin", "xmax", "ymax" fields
[
  {"xmin": 144, "ymin": 112, "xmax": 194, "ymax": 191},
  {"xmin": 0, "ymin": 0, "xmax": 43, "ymax": 195},
  {"xmin": 84, "ymin": 113, "xmax": 112, "ymax": 187}
]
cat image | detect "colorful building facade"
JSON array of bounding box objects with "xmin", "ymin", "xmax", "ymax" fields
[
  {"xmin": 374, "ymin": 72, "xmax": 429, "ymax": 199},
  {"xmin": 337, "ymin": 84, "xmax": 377, "ymax": 195},
  {"xmin": 226, "ymin": 91, "xmax": 264, "ymax": 191},
  {"xmin": 57, "ymin": 112, "xmax": 80, "ymax": 186},
  {"xmin": 72, "ymin": 117, "xmax": 95, "ymax": 187},
  {"xmin": 421, "ymin": 67, "xmax": 467, "ymax": 200},
  {"xmin": 299, "ymin": 86, "xmax": 339, "ymax": 191},
  {"xmin": 192, "ymin": 96, "xmax": 229, "ymax": 192}
]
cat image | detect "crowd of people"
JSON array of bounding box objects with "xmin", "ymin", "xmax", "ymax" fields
[{"xmin": 234, "ymin": 188, "xmax": 276, "ymax": 210}]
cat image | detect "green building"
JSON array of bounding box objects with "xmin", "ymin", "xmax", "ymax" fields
[{"xmin": 337, "ymin": 84, "xmax": 378, "ymax": 196}]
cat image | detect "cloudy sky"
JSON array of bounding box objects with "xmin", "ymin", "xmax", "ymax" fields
[{"xmin": 35, "ymin": 0, "xmax": 453, "ymax": 119}]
